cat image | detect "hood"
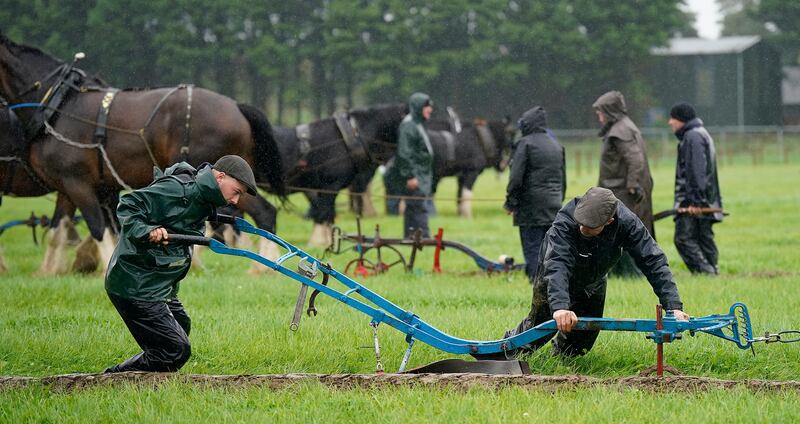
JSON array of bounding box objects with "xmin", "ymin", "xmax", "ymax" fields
[
  {"xmin": 674, "ymin": 117, "xmax": 705, "ymax": 140},
  {"xmin": 592, "ymin": 91, "xmax": 628, "ymax": 124},
  {"xmin": 408, "ymin": 92, "xmax": 432, "ymax": 123},
  {"xmin": 517, "ymin": 106, "xmax": 547, "ymax": 136}
]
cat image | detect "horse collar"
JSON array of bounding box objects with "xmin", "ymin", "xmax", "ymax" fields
[{"xmin": 334, "ymin": 112, "xmax": 373, "ymax": 170}]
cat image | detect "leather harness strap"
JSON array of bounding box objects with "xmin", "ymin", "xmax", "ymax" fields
[
  {"xmin": 93, "ymin": 89, "xmax": 119, "ymax": 179},
  {"xmin": 334, "ymin": 112, "xmax": 371, "ymax": 171},
  {"xmin": 475, "ymin": 123, "xmax": 498, "ymax": 166},
  {"xmin": 180, "ymin": 85, "xmax": 193, "ymax": 162}
]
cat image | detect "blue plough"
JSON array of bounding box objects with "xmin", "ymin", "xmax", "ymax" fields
[{"xmin": 172, "ymin": 215, "xmax": 796, "ymax": 374}]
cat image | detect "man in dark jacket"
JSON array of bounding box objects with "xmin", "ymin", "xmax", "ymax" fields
[
  {"xmin": 104, "ymin": 155, "xmax": 257, "ymax": 373},
  {"xmin": 481, "ymin": 187, "xmax": 689, "ymax": 358},
  {"xmin": 669, "ymin": 103, "xmax": 723, "ymax": 275},
  {"xmin": 385, "ymin": 92, "xmax": 434, "ymax": 238},
  {"xmin": 593, "ymin": 90, "xmax": 656, "ymax": 278},
  {"xmin": 504, "ymin": 106, "xmax": 566, "ymax": 279}
]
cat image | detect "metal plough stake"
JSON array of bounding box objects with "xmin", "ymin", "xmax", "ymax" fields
[{"xmin": 169, "ymin": 215, "xmax": 798, "ymax": 374}]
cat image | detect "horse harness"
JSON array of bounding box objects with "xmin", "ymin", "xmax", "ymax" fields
[
  {"xmin": 13, "ymin": 58, "xmax": 196, "ymax": 189},
  {"xmin": 334, "ymin": 111, "xmax": 372, "ymax": 171},
  {"xmin": 292, "ymin": 111, "xmax": 373, "ymax": 174},
  {"xmin": 429, "ymin": 129, "xmax": 457, "ymax": 171},
  {"xmin": 475, "ymin": 122, "xmax": 498, "ymax": 166}
]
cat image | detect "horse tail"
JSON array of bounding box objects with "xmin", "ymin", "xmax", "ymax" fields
[{"xmin": 237, "ymin": 103, "xmax": 286, "ymax": 198}]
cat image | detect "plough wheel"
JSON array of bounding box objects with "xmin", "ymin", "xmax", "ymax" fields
[{"xmin": 343, "ymin": 245, "xmax": 407, "ymax": 276}]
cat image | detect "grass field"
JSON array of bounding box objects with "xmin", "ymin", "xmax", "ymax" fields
[{"xmin": 1, "ymin": 152, "xmax": 799, "ymax": 422}]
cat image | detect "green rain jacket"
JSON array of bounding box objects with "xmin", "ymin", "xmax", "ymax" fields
[
  {"xmin": 105, "ymin": 162, "xmax": 227, "ymax": 301},
  {"xmin": 385, "ymin": 92, "xmax": 434, "ymax": 195}
]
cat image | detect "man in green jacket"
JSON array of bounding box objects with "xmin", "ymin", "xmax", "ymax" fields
[
  {"xmin": 385, "ymin": 92, "xmax": 434, "ymax": 238},
  {"xmin": 104, "ymin": 155, "xmax": 257, "ymax": 373}
]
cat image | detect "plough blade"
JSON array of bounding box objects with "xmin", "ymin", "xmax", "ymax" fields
[{"xmin": 404, "ymin": 359, "xmax": 531, "ymax": 375}]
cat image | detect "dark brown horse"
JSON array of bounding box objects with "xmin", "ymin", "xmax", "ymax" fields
[
  {"xmin": 0, "ymin": 102, "xmax": 50, "ymax": 199},
  {"xmin": 0, "ymin": 35, "xmax": 285, "ymax": 274}
]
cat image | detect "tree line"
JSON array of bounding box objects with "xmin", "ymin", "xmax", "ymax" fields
[{"xmin": 1, "ymin": 1, "xmax": 796, "ymax": 128}]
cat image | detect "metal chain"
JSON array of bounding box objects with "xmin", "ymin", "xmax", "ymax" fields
[
  {"xmin": 750, "ymin": 330, "xmax": 800, "ymax": 344},
  {"xmin": 44, "ymin": 121, "xmax": 133, "ymax": 190},
  {"xmin": 370, "ymin": 322, "xmax": 385, "ymax": 374}
]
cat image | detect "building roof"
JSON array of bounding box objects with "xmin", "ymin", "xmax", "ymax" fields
[
  {"xmin": 651, "ymin": 36, "xmax": 761, "ymax": 56},
  {"xmin": 783, "ymin": 66, "xmax": 800, "ymax": 105}
]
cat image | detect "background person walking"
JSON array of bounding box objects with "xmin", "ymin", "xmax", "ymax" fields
[
  {"xmin": 593, "ymin": 90, "xmax": 656, "ymax": 278},
  {"xmin": 668, "ymin": 103, "xmax": 723, "ymax": 275}
]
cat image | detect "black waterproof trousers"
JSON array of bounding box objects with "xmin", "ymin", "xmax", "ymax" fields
[
  {"xmin": 105, "ymin": 292, "xmax": 192, "ymax": 372},
  {"xmin": 519, "ymin": 225, "xmax": 548, "ymax": 281},
  {"xmin": 403, "ymin": 189, "xmax": 430, "ymax": 239},
  {"xmin": 472, "ymin": 277, "xmax": 607, "ymax": 360},
  {"xmin": 674, "ymin": 215, "xmax": 718, "ymax": 275}
]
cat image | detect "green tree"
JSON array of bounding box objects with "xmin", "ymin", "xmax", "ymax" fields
[{"xmin": 757, "ymin": 0, "xmax": 800, "ymax": 65}]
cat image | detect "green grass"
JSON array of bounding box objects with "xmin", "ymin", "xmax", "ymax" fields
[{"xmin": 1, "ymin": 156, "xmax": 799, "ymax": 421}]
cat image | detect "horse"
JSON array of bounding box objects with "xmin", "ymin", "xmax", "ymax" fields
[
  {"xmin": 270, "ymin": 104, "xmax": 407, "ymax": 246},
  {"xmin": 0, "ymin": 102, "xmax": 47, "ymax": 272},
  {"xmin": 382, "ymin": 118, "xmax": 516, "ymax": 218},
  {"xmin": 0, "ymin": 34, "xmax": 286, "ymax": 274},
  {"xmin": 1, "ymin": 100, "xmax": 120, "ymax": 273}
]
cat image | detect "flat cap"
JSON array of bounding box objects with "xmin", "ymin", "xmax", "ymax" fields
[
  {"xmin": 574, "ymin": 187, "xmax": 618, "ymax": 228},
  {"xmin": 213, "ymin": 155, "xmax": 257, "ymax": 196}
]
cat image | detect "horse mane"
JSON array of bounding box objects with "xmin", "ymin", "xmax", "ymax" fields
[
  {"xmin": 349, "ymin": 102, "xmax": 407, "ymax": 118},
  {"xmin": 0, "ymin": 34, "xmax": 62, "ymax": 66},
  {"xmin": 0, "ymin": 34, "xmax": 107, "ymax": 87}
]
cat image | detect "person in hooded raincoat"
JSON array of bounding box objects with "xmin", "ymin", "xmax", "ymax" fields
[
  {"xmin": 592, "ymin": 90, "xmax": 655, "ymax": 278},
  {"xmin": 384, "ymin": 92, "xmax": 434, "ymax": 238},
  {"xmin": 104, "ymin": 155, "xmax": 257, "ymax": 373},
  {"xmin": 504, "ymin": 106, "xmax": 566, "ymax": 280},
  {"xmin": 668, "ymin": 103, "xmax": 723, "ymax": 275}
]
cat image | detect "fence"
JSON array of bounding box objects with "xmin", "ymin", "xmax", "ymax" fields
[{"xmin": 553, "ymin": 126, "xmax": 800, "ymax": 175}]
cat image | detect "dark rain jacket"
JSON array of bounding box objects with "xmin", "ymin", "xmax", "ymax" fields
[
  {"xmin": 674, "ymin": 118, "xmax": 723, "ymax": 222},
  {"xmin": 535, "ymin": 197, "xmax": 683, "ymax": 313},
  {"xmin": 385, "ymin": 93, "xmax": 434, "ymax": 195},
  {"xmin": 593, "ymin": 91, "xmax": 656, "ymax": 236},
  {"xmin": 105, "ymin": 162, "xmax": 227, "ymax": 302},
  {"xmin": 504, "ymin": 107, "xmax": 566, "ymax": 227}
]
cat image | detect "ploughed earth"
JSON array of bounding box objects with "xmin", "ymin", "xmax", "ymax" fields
[{"xmin": 2, "ymin": 372, "xmax": 799, "ymax": 392}]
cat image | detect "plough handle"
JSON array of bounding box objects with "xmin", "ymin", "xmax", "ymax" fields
[{"xmin": 166, "ymin": 234, "xmax": 212, "ymax": 246}]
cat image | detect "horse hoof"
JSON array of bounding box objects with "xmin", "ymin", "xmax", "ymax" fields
[{"xmin": 73, "ymin": 237, "xmax": 99, "ymax": 274}]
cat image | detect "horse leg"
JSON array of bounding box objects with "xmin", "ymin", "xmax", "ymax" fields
[
  {"xmin": 65, "ymin": 188, "xmax": 107, "ymax": 274},
  {"xmin": 307, "ymin": 192, "xmax": 335, "ymax": 248},
  {"xmin": 50, "ymin": 194, "xmax": 82, "ymax": 246},
  {"xmin": 360, "ymin": 182, "xmax": 377, "ymax": 217},
  {"xmin": 73, "ymin": 189, "xmax": 120, "ymax": 274},
  {"xmin": 349, "ymin": 169, "xmax": 377, "ymax": 217},
  {"xmin": 38, "ymin": 193, "xmax": 78, "ymax": 275},
  {"xmin": 38, "ymin": 216, "xmax": 78, "ymax": 276},
  {"xmin": 91, "ymin": 191, "xmax": 121, "ymax": 274},
  {"xmin": 235, "ymin": 193, "xmax": 279, "ymax": 274},
  {"xmin": 0, "ymin": 245, "xmax": 7, "ymax": 273},
  {"xmin": 458, "ymin": 173, "xmax": 478, "ymax": 219}
]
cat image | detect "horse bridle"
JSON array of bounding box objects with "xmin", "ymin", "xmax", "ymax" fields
[{"xmin": 5, "ymin": 62, "xmax": 72, "ymax": 105}]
